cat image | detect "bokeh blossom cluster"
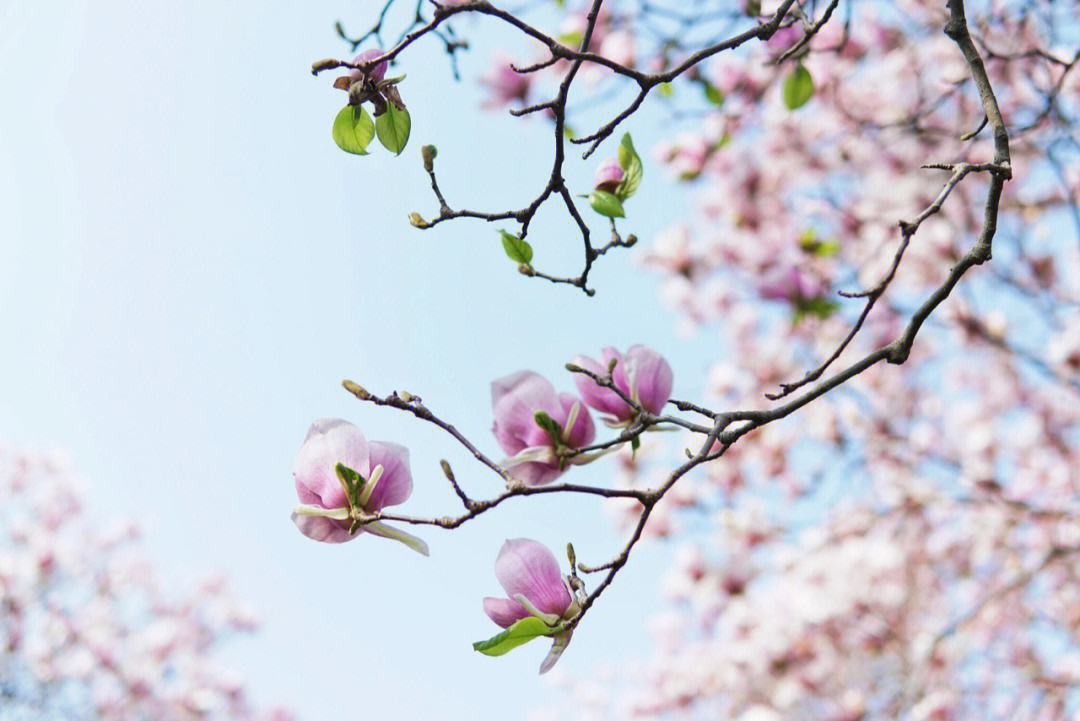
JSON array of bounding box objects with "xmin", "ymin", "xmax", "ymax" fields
[
  {"xmin": 0, "ymin": 442, "xmax": 293, "ymax": 721},
  {"xmin": 457, "ymin": 0, "xmax": 1080, "ymax": 717}
]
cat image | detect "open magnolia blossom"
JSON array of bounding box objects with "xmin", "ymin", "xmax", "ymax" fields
[
  {"xmin": 491, "ymin": 371, "xmax": 596, "ymax": 486},
  {"xmin": 290, "ymin": 418, "xmax": 428, "ymax": 555},
  {"xmin": 479, "ymin": 538, "xmax": 582, "ymax": 674},
  {"xmin": 572, "ymin": 345, "xmax": 674, "ymax": 424}
]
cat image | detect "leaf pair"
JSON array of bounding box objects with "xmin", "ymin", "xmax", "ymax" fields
[{"xmin": 332, "ymin": 103, "xmax": 412, "ymax": 155}]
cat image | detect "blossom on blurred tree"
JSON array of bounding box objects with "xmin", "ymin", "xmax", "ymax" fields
[{"xmin": 0, "ymin": 442, "xmax": 293, "ymax": 721}]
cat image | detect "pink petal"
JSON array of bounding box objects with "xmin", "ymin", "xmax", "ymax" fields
[
  {"xmin": 350, "ymin": 48, "xmax": 388, "ymax": 83},
  {"xmin": 491, "ymin": 371, "xmax": 560, "ymax": 452},
  {"xmin": 293, "ymin": 419, "xmax": 369, "ymax": 512},
  {"xmin": 290, "ymin": 511, "xmax": 354, "ymax": 544},
  {"xmin": 494, "ymin": 539, "xmax": 572, "ymax": 618},
  {"xmin": 624, "ymin": 345, "xmax": 674, "ymax": 414},
  {"xmin": 507, "ymin": 459, "xmax": 564, "ymax": 487},
  {"xmin": 364, "ymin": 441, "xmax": 413, "ymax": 512},
  {"xmin": 555, "ymin": 394, "xmax": 595, "ymax": 449},
  {"xmin": 571, "ymin": 352, "xmax": 634, "ymax": 422},
  {"xmin": 483, "ymin": 596, "xmax": 530, "ymax": 628}
]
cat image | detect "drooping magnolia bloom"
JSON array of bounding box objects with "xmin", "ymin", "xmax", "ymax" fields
[
  {"xmin": 290, "ymin": 418, "xmax": 428, "ymax": 555},
  {"xmin": 491, "ymin": 371, "xmax": 595, "ymax": 486},
  {"xmin": 593, "ymin": 157, "xmax": 625, "ymax": 193},
  {"xmin": 572, "ymin": 345, "xmax": 674, "ymax": 423},
  {"xmin": 349, "ymin": 48, "xmax": 388, "ymax": 84},
  {"xmin": 483, "ymin": 538, "xmax": 579, "ymax": 673}
]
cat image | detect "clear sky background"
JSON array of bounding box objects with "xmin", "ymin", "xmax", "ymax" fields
[{"xmin": 0, "ymin": 2, "xmax": 717, "ymax": 719}]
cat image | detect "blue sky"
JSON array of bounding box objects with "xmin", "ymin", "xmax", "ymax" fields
[{"xmin": 0, "ymin": 2, "xmax": 715, "ymax": 718}]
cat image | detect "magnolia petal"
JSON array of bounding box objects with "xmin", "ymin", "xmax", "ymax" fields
[
  {"xmin": 483, "ymin": 596, "xmax": 530, "ymax": 628},
  {"xmin": 556, "ymin": 394, "xmax": 595, "ymax": 448},
  {"xmin": 365, "ymin": 441, "xmax": 413, "ymax": 511},
  {"xmin": 513, "ymin": 593, "xmax": 561, "ymax": 625},
  {"xmin": 494, "ymin": 539, "xmax": 572, "ymax": 619},
  {"xmin": 293, "ymin": 419, "xmax": 369, "ymax": 512},
  {"xmin": 292, "ymin": 504, "xmax": 350, "ymax": 520},
  {"xmin": 539, "ymin": 630, "xmax": 572, "ymax": 674},
  {"xmin": 505, "ymin": 460, "xmax": 564, "ymax": 487},
  {"xmin": 290, "ymin": 511, "xmax": 354, "ymax": 544},
  {"xmin": 624, "ymin": 345, "xmax": 674, "ymax": 415},
  {"xmin": 571, "ymin": 352, "xmax": 634, "ymax": 422},
  {"xmin": 491, "ymin": 371, "xmax": 561, "ymax": 452},
  {"xmin": 364, "ymin": 520, "xmax": 430, "ymax": 556}
]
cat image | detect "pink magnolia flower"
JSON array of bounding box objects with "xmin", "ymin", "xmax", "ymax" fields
[
  {"xmin": 491, "ymin": 371, "xmax": 595, "ymax": 486},
  {"xmin": 593, "ymin": 157, "xmax": 625, "ymax": 193},
  {"xmin": 572, "ymin": 345, "xmax": 674, "ymax": 423},
  {"xmin": 349, "ymin": 48, "xmax": 388, "ymax": 84},
  {"xmin": 483, "ymin": 538, "xmax": 579, "ymax": 673},
  {"xmin": 291, "ymin": 418, "xmax": 428, "ymax": 555}
]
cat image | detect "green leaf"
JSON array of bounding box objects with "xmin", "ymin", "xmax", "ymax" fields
[
  {"xmin": 782, "ymin": 64, "xmax": 814, "ymax": 110},
  {"xmin": 558, "ymin": 31, "xmax": 584, "ymax": 47},
  {"xmin": 533, "ymin": 410, "xmax": 563, "ymax": 446},
  {"xmin": 375, "ymin": 103, "xmax": 411, "ymax": 155},
  {"xmin": 794, "ymin": 297, "xmax": 838, "ymax": 322},
  {"xmin": 702, "ymin": 82, "xmax": 724, "ymax": 106},
  {"xmin": 657, "ymin": 82, "xmax": 674, "ymax": 98},
  {"xmin": 589, "ymin": 190, "xmax": 626, "ymax": 218},
  {"xmin": 615, "ymin": 133, "xmax": 643, "ymax": 200},
  {"xmin": 472, "ymin": 616, "xmax": 562, "ymax": 657},
  {"xmin": 332, "ymin": 105, "xmax": 375, "ymax": 155},
  {"xmin": 500, "ymin": 230, "xmax": 533, "ymax": 265}
]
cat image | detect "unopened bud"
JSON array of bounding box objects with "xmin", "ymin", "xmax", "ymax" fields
[
  {"xmin": 342, "ymin": 379, "xmax": 372, "ymax": 400},
  {"xmin": 409, "ymin": 212, "xmax": 431, "ymax": 229},
  {"xmin": 440, "ymin": 460, "xmax": 455, "ymax": 481},
  {"xmin": 422, "ymin": 145, "xmax": 437, "ymax": 172},
  {"xmin": 312, "ymin": 58, "xmax": 340, "ymax": 75}
]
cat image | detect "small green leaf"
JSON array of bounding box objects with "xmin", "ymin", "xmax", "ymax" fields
[
  {"xmin": 615, "ymin": 133, "xmax": 643, "ymax": 200},
  {"xmin": 702, "ymin": 82, "xmax": 724, "ymax": 106},
  {"xmin": 782, "ymin": 64, "xmax": 814, "ymax": 110},
  {"xmin": 375, "ymin": 103, "xmax": 411, "ymax": 155},
  {"xmin": 589, "ymin": 190, "xmax": 626, "ymax": 218},
  {"xmin": 558, "ymin": 31, "xmax": 584, "ymax": 47},
  {"xmin": 332, "ymin": 105, "xmax": 375, "ymax": 155},
  {"xmin": 794, "ymin": 297, "xmax": 838, "ymax": 322},
  {"xmin": 631, "ymin": 436, "xmax": 641, "ymax": 453},
  {"xmin": 533, "ymin": 410, "xmax": 564, "ymax": 446},
  {"xmin": 500, "ymin": 230, "xmax": 533, "ymax": 265},
  {"xmin": 472, "ymin": 616, "xmax": 562, "ymax": 657},
  {"xmin": 657, "ymin": 82, "xmax": 674, "ymax": 97},
  {"xmin": 335, "ymin": 462, "xmax": 364, "ymax": 490}
]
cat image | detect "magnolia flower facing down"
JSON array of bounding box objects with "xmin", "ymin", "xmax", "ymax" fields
[
  {"xmin": 349, "ymin": 48, "xmax": 388, "ymax": 84},
  {"xmin": 491, "ymin": 371, "xmax": 595, "ymax": 486},
  {"xmin": 482, "ymin": 539, "xmax": 580, "ymax": 673},
  {"xmin": 593, "ymin": 157, "xmax": 626, "ymax": 193},
  {"xmin": 572, "ymin": 345, "xmax": 674, "ymax": 423},
  {"xmin": 290, "ymin": 418, "xmax": 428, "ymax": 555}
]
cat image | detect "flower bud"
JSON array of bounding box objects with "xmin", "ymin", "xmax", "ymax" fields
[
  {"xmin": 350, "ymin": 48, "xmax": 388, "ymax": 84},
  {"xmin": 593, "ymin": 157, "xmax": 625, "ymax": 193}
]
